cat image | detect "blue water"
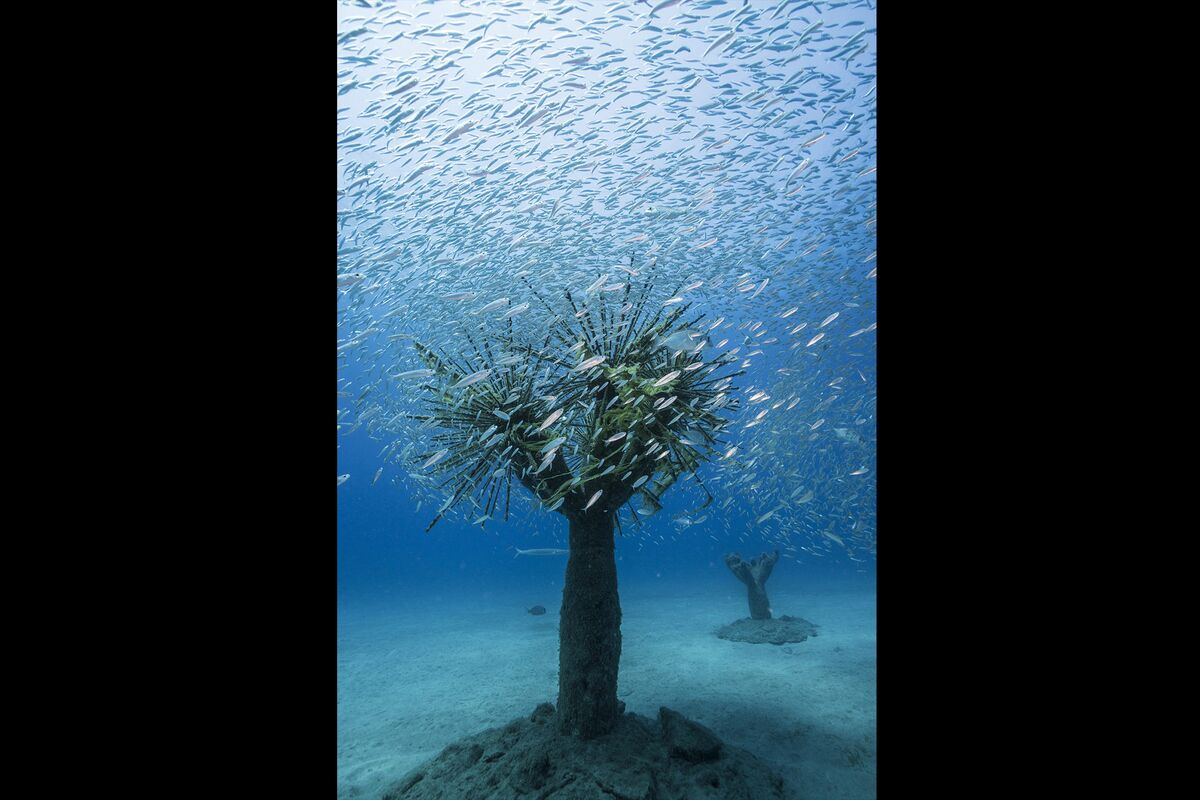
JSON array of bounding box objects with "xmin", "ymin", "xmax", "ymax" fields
[
  {"xmin": 337, "ymin": 333, "xmax": 876, "ymax": 604},
  {"xmin": 338, "ymin": 311, "xmax": 875, "ymax": 603},
  {"xmin": 338, "ymin": 418, "xmax": 876, "ymax": 601},
  {"xmin": 336, "ymin": 352, "xmax": 873, "ymax": 597}
]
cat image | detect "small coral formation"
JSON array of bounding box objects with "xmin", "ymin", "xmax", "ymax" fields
[
  {"xmin": 723, "ymin": 551, "xmax": 779, "ymax": 620},
  {"xmin": 384, "ymin": 703, "xmax": 786, "ymax": 800}
]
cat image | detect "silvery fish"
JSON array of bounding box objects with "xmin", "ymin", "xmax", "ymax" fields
[{"xmin": 513, "ymin": 548, "xmax": 569, "ymax": 558}]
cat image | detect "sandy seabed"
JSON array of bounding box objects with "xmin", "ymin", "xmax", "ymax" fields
[{"xmin": 338, "ymin": 582, "xmax": 876, "ymax": 800}]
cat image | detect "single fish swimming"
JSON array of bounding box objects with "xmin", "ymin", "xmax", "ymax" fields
[{"xmin": 513, "ymin": 548, "xmax": 570, "ymax": 557}]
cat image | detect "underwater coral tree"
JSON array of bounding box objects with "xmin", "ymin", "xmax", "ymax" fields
[
  {"xmin": 408, "ymin": 261, "xmax": 741, "ymax": 738},
  {"xmin": 725, "ymin": 550, "xmax": 780, "ymax": 620}
]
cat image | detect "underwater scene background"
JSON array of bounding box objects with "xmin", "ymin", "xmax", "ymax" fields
[{"xmin": 339, "ymin": 0, "xmax": 875, "ymax": 797}]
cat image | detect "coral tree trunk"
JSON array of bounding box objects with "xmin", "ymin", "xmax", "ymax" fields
[
  {"xmin": 556, "ymin": 508, "xmax": 622, "ymax": 739},
  {"xmin": 744, "ymin": 580, "xmax": 771, "ymax": 620}
]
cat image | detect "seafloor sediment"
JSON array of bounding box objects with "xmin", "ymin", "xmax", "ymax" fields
[
  {"xmin": 384, "ymin": 703, "xmax": 785, "ymax": 800},
  {"xmin": 338, "ymin": 584, "xmax": 876, "ymax": 800}
]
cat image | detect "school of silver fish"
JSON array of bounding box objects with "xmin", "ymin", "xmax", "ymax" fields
[{"xmin": 337, "ymin": 0, "xmax": 876, "ymax": 566}]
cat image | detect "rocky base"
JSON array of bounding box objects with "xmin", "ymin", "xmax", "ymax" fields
[
  {"xmin": 383, "ymin": 703, "xmax": 786, "ymax": 800},
  {"xmin": 715, "ymin": 616, "xmax": 818, "ymax": 645}
]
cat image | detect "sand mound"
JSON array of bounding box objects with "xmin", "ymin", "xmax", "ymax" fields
[
  {"xmin": 715, "ymin": 616, "xmax": 818, "ymax": 645},
  {"xmin": 383, "ymin": 702, "xmax": 786, "ymax": 800}
]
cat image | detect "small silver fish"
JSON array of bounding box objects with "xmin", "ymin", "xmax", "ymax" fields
[
  {"xmin": 474, "ymin": 298, "xmax": 509, "ymax": 315},
  {"xmin": 513, "ymin": 548, "xmax": 569, "ymax": 557}
]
